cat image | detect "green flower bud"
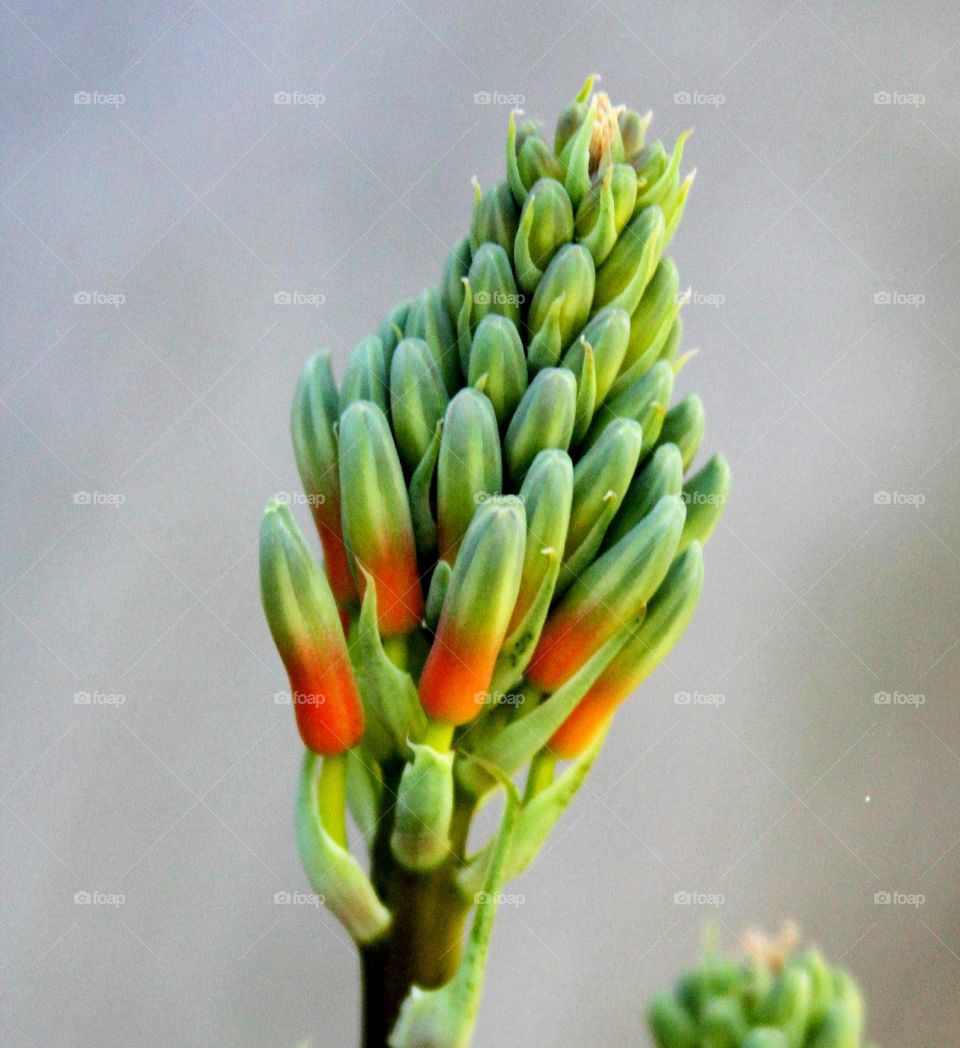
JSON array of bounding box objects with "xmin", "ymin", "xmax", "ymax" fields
[
  {"xmin": 291, "ymin": 351, "xmax": 357, "ymax": 605},
  {"xmin": 561, "ymin": 97, "xmax": 598, "ymax": 208},
  {"xmin": 504, "ymin": 367, "xmax": 577, "ymax": 484},
  {"xmin": 665, "ymin": 170, "xmax": 695, "ymax": 244},
  {"xmin": 405, "ymin": 286, "xmax": 460, "ymax": 394},
  {"xmin": 409, "ymin": 421, "xmax": 442, "ymax": 558},
  {"xmin": 648, "ymin": 992, "xmax": 697, "ymax": 1048},
  {"xmin": 527, "ymin": 243, "xmax": 595, "ymax": 358},
  {"xmin": 586, "ymin": 358, "xmax": 674, "ymax": 451},
  {"xmin": 809, "ymin": 1000, "xmax": 862, "ymax": 1048},
  {"xmin": 575, "ymin": 163, "xmax": 638, "ymax": 265},
  {"xmin": 569, "ymin": 335, "xmax": 597, "ymax": 444},
  {"xmin": 635, "ymin": 130, "xmax": 692, "ymax": 214},
  {"xmin": 563, "ymin": 418, "xmax": 644, "ymax": 580},
  {"xmin": 593, "ymin": 205, "xmax": 666, "ymax": 315},
  {"xmin": 528, "ymin": 495, "xmax": 685, "ymax": 693},
  {"xmin": 564, "ymin": 306, "xmax": 631, "ymax": 403},
  {"xmin": 378, "ymin": 300, "xmax": 412, "ymax": 369},
  {"xmin": 467, "ymin": 314, "xmax": 527, "ymax": 428},
  {"xmin": 339, "ymin": 334, "xmax": 388, "ymax": 414},
  {"xmin": 437, "ymin": 388, "xmax": 502, "ymax": 562},
  {"xmin": 514, "ymin": 178, "xmax": 574, "ymax": 294},
  {"xmin": 761, "ymin": 968, "xmax": 812, "ymax": 1045},
  {"xmin": 390, "ymin": 742, "xmax": 454, "ymax": 872},
  {"xmin": 470, "ymin": 179, "xmax": 519, "ymax": 264},
  {"xmin": 605, "ymin": 443, "xmax": 684, "ymax": 551},
  {"xmin": 467, "ymin": 242, "xmax": 521, "ymax": 331},
  {"xmin": 656, "ymin": 393, "xmax": 705, "ymax": 470},
  {"xmin": 553, "ymin": 74, "xmax": 596, "ymax": 156},
  {"xmin": 338, "ymin": 401, "xmax": 423, "ymax": 635},
  {"xmin": 632, "ymin": 139, "xmax": 667, "ymax": 190},
  {"xmin": 624, "ymin": 257, "xmax": 680, "ymax": 373},
  {"xmin": 424, "ymin": 559, "xmax": 451, "ymax": 630},
  {"xmin": 518, "ymin": 134, "xmax": 565, "ymax": 188},
  {"xmin": 619, "ymin": 107, "xmax": 652, "ymax": 162},
  {"xmin": 441, "ymin": 238, "xmax": 471, "ymax": 325},
  {"xmin": 701, "ymin": 995, "xmax": 749, "ymax": 1048},
  {"xmin": 389, "ymin": 337, "xmax": 449, "ymax": 470}
]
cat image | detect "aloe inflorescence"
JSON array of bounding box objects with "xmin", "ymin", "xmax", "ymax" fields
[
  {"xmin": 260, "ymin": 76, "xmax": 732, "ymax": 1048},
  {"xmin": 650, "ymin": 926, "xmax": 877, "ymax": 1048}
]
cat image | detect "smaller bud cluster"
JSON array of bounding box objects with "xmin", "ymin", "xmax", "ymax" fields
[{"xmin": 649, "ymin": 926, "xmax": 878, "ymax": 1048}]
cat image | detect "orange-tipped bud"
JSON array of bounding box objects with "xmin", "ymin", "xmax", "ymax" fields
[{"xmin": 260, "ymin": 501, "xmax": 364, "ymax": 755}]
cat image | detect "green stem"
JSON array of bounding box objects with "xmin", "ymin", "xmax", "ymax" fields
[
  {"xmin": 318, "ymin": 751, "xmax": 348, "ymax": 847},
  {"xmin": 421, "ymin": 718, "xmax": 455, "ymax": 752}
]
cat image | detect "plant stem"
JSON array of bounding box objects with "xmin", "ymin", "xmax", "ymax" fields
[
  {"xmin": 523, "ymin": 748, "xmax": 557, "ymax": 802},
  {"xmin": 318, "ymin": 751, "xmax": 348, "ymax": 847},
  {"xmin": 421, "ymin": 718, "xmax": 455, "ymax": 751},
  {"xmin": 360, "ymin": 760, "xmax": 474, "ymax": 1047}
]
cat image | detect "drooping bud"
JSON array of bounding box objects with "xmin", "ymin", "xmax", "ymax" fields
[
  {"xmin": 592, "ymin": 204, "xmax": 665, "ymax": 315},
  {"xmin": 517, "ymin": 133, "xmax": 565, "ymax": 189},
  {"xmin": 564, "ymin": 306, "xmax": 631, "ymax": 403},
  {"xmin": 549, "ymin": 542, "xmax": 704, "ymax": 759},
  {"xmin": 604, "ymin": 443, "xmax": 684, "ymax": 551},
  {"xmin": 656, "ymin": 393, "xmax": 705, "ymax": 470},
  {"xmin": 527, "ymin": 495, "xmax": 685, "ymax": 693},
  {"xmin": 575, "ymin": 163, "xmax": 638, "ymax": 265},
  {"xmin": 466, "ymin": 242, "xmax": 521, "ymax": 331},
  {"xmin": 466, "ymin": 314, "xmax": 528, "ymax": 428},
  {"xmin": 553, "ymin": 74, "xmax": 596, "ymax": 158},
  {"xmin": 513, "ymin": 178, "xmax": 574, "ymax": 294},
  {"xmin": 634, "ymin": 130, "xmax": 692, "ymax": 214},
  {"xmin": 470, "ymin": 179, "xmax": 519, "ymax": 264},
  {"xmin": 527, "ymin": 243, "xmax": 595, "ymax": 361},
  {"xmin": 561, "ymin": 418, "xmax": 644, "ymax": 584},
  {"xmin": 560, "ymin": 97, "xmax": 598, "ymax": 208},
  {"xmin": 260, "ymin": 501, "xmax": 364, "ymax": 754},
  {"xmin": 405, "ymin": 286, "xmax": 460, "ymax": 393},
  {"xmin": 389, "ymin": 337, "xmax": 449, "ymax": 470},
  {"xmin": 632, "ymin": 139, "xmax": 667, "ymax": 192},
  {"xmin": 624, "ymin": 257, "xmax": 680, "ymax": 373},
  {"xmin": 503, "ymin": 367, "xmax": 577, "ymax": 484},
  {"xmin": 290, "ymin": 352, "xmax": 357, "ymax": 606},
  {"xmin": 339, "ymin": 335, "xmax": 388, "ymax": 414},
  {"xmin": 586, "ymin": 358, "xmax": 675, "ymax": 451},
  {"xmin": 437, "ymin": 388, "xmax": 502, "ymax": 562},
  {"xmin": 338, "ymin": 401, "xmax": 424, "ymax": 634},
  {"xmin": 419, "ymin": 499, "xmax": 526, "ymax": 725},
  {"xmin": 441, "ymin": 238, "xmax": 472, "ymax": 325}
]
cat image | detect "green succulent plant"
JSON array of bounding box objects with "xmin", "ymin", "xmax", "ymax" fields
[
  {"xmin": 650, "ymin": 926, "xmax": 877, "ymax": 1048},
  {"xmin": 260, "ymin": 76, "xmax": 733, "ymax": 1048}
]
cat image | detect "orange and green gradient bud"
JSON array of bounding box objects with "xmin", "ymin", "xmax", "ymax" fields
[
  {"xmin": 550, "ymin": 542, "xmax": 704, "ymax": 759},
  {"xmin": 338, "ymin": 401, "xmax": 424, "ymax": 635},
  {"xmin": 526, "ymin": 494, "xmax": 685, "ymax": 693},
  {"xmin": 259, "ymin": 501, "xmax": 364, "ymax": 755},
  {"xmin": 290, "ymin": 352, "xmax": 357, "ymax": 607},
  {"xmin": 419, "ymin": 498, "xmax": 526, "ymax": 726}
]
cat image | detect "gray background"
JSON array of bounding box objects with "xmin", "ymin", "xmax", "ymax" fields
[{"xmin": 2, "ymin": 1, "xmax": 959, "ymax": 1045}]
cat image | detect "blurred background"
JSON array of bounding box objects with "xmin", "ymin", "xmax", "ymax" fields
[{"xmin": 2, "ymin": 1, "xmax": 959, "ymax": 1044}]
